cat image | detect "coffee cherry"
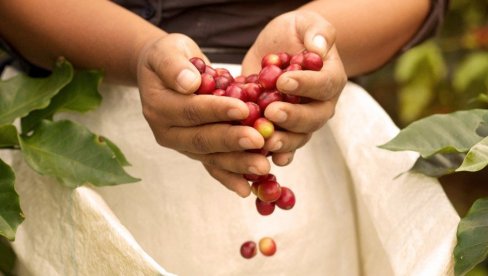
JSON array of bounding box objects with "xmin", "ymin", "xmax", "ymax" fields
[
  {"xmin": 240, "ymin": 241, "xmax": 257, "ymax": 259},
  {"xmin": 282, "ymin": 94, "xmax": 301, "ymax": 104},
  {"xmin": 212, "ymin": 88, "xmax": 226, "ymax": 96},
  {"xmin": 241, "ymin": 102, "xmax": 261, "ymax": 126},
  {"xmin": 258, "ymin": 237, "xmax": 276, "ymax": 256},
  {"xmin": 302, "ymin": 52, "xmax": 323, "ymax": 71},
  {"xmin": 284, "ymin": 63, "xmax": 302, "ymax": 72},
  {"xmin": 204, "ymin": 65, "xmax": 217, "ymax": 78},
  {"xmin": 290, "ymin": 52, "xmax": 305, "ymax": 67},
  {"xmin": 261, "ymin": 53, "xmax": 282, "ymax": 68},
  {"xmin": 246, "ymin": 148, "xmax": 270, "ymax": 156},
  {"xmin": 215, "ymin": 68, "xmax": 233, "ymax": 79},
  {"xmin": 258, "ymin": 65, "xmax": 282, "ymax": 90},
  {"xmin": 197, "ymin": 73, "xmax": 216, "ymax": 94},
  {"xmin": 215, "ymin": 76, "xmax": 232, "ymax": 90},
  {"xmin": 225, "ymin": 84, "xmax": 248, "ymax": 101},
  {"xmin": 257, "ymin": 180, "xmax": 281, "ymax": 202},
  {"xmin": 242, "ymin": 83, "xmax": 262, "ymax": 103},
  {"xmin": 275, "ymin": 187, "xmax": 296, "ymax": 210},
  {"xmin": 234, "ymin": 75, "xmax": 247, "ymax": 83},
  {"xmin": 190, "ymin": 57, "xmax": 206, "ymax": 74},
  {"xmin": 277, "ymin": 52, "xmax": 291, "ymax": 68},
  {"xmin": 245, "ymin": 74, "xmax": 259, "ymax": 84},
  {"xmin": 257, "ymin": 91, "xmax": 283, "ymax": 111},
  {"xmin": 253, "ymin": 117, "xmax": 274, "ymax": 139},
  {"xmin": 256, "ymin": 198, "xmax": 276, "ymax": 216}
]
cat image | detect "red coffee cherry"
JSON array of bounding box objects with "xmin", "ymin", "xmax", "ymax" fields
[
  {"xmin": 275, "ymin": 186, "xmax": 296, "ymax": 210},
  {"xmin": 240, "ymin": 241, "xmax": 257, "ymax": 259},
  {"xmin": 258, "ymin": 65, "xmax": 282, "ymax": 90},
  {"xmin": 190, "ymin": 57, "xmax": 206, "ymax": 74},
  {"xmin": 257, "ymin": 180, "xmax": 281, "ymax": 202},
  {"xmin": 302, "ymin": 52, "xmax": 323, "ymax": 71},
  {"xmin": 196, "ymin": 73, "xmax": 216, "ymax": 94},
  {"xmin": 241, "ymin": 102, "xmax": 261, "ymax": 126},
  {"xmin": 256, "ymin": 198, "xmax": 276, "ymax": 216}
]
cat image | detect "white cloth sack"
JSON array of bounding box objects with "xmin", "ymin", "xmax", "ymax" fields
[{"xmin": 3, "ymin": 65, "xmax": 459, "ymax": 276}]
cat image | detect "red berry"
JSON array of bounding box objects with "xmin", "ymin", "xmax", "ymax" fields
[
  {"xmin": 241, "ymin": 102, "xmax": 261, "ymax": 126},
  {"xmin": 196, "ymin": 73, "xmax": 216, "ymax": 94},
  {"xmin": 234, "ymin": 75, "xmax": 246, "ymax": 83},
  {"xmin": 257, "ymin": 180, "xmax": 281, "ymax": 202},
  {"xmin": 302, "ymin": 52, "xmax": 323, "ymax": 71},
  {"xmin": 257, "ymin": 91, "xmax": 283, "ymax": 111},
  {"xmin": 259, "ymin": 237, "xmax": 276, "ymax": 256},
  {"xmin": 277, "ymin": 52, "xmax": 291, "ymax": 68},
  {"xmin": 245, "ymin": 173, "xmax": 276, "ymax": 183},
  {"xmin": 245, "ymin": 74, "xmax": 259, "ymax": 84},
  {"xmin": 204, "ymin": 65, "xmax": 217, "ymax": 77},
  {"xmin": 215, "ymin": 68, "xmax": 232, "ymax": 78},
  {"xmin": 212, "ymin": 89, "xmax": 226, "ymax": 96},
  {"xmin": 215, "ymin": 76, "xmax": 232, "ymax": 90},
  {"xmin": 258, "ymin": 65, "xmax": 282, "ymax": 90},
  {"xmin": 242, "ymin": 83, "xmax": 262, "ymax": 103},
  {"xmin": 284, "ymin": 63, "xmax": 302, "ymax": 72},
  {"xmin": 240, "ymin": 241, "xmax": 257, "ymax": 259},
  {"xmin": 275, "ymin": 187, "xmax": 296, "ymax": 210},
  {"xmin": 246, "ymin": 148, "xmax": 270, "ymax": 156},
  {"xmin": 253, "ymin": 117, "xmax": 274, "ymax": 139},
  {"xmin": 290, "ymin": 52, "xmax": 305, "ymax": 67},
  {"xmin": 225, "ymin": 84, "xmax": 248, "ymax": 101},
  {"xmin": 255, "ymin": 198, "xmax": 276, "ymax": 216},
  {"xmin": 261, "ymin": 53, "xmax": 282, "ymax": 68},
  {"xmin": 190, "ymin": 57, "xmax": 206, "ymax": 74},
  {"xmin": 282, "ymin": 93, "xmax": 301, "ymax": 104}
]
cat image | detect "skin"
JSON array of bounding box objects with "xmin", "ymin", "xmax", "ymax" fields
[{"xmin": 0, "ymin": 0, "xmax": 429, "ymax": 197}]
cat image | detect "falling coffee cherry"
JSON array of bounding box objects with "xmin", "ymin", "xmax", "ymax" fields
[
  {"xmin": 240, "ymin": 241, "xmax": 257, "ymax": 259},
  {"xmin": 259, "ymin": 237, "xmax": 277, "ymax": 257}
]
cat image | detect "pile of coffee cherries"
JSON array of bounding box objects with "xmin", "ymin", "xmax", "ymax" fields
[{"xmin": 190, "ymin": 50, "xmax": 323, "ymax": 259}]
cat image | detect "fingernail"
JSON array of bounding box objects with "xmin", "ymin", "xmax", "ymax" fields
[
  {"xmin": 269, "ymin": 141, "xmax": 283, "ymax": 152},
  {"xmin": 281, "ymin": 77, "xmax": 298, "ymax": 92},
  {"xmin": 227, "ymin": 108, "xmax": 245, "ymax": 119},
  {"xmin": 273, "ymin": 110, "xmax": 287, "ymax": 123},
  {"xmin": 248, "ymin": 166, "xmax": 260, "ymax": 175},
  {"xmin": 176, "ymin": 69, "xmax": 199, "ymax": 92},
  {"xmin": 313, "ymin": 35, "xmax": 327, "ymax": 51},
  {"xmin": 239, "ymin": 137, "xmax": 255, "ymax": 149}
]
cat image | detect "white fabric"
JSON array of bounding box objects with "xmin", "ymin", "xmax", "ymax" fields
[{"xmin": 3, "ymin": 65, "xmax": 459, "ymax": 276}]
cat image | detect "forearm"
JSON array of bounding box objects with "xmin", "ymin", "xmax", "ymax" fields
[
  {"xmin": 0, "ymin": 0, "xmax": 165, "ymax": 84},
  {"xmin": 299, "ymin": 0, "xmax": 430, "ymax": 77}
]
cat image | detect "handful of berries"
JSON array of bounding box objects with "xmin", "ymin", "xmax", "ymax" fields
[{"xmin": 190, "ymin": 50, "xmax": 324, "ymax": 259}]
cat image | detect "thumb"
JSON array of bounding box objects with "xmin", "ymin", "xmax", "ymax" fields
[
  {"xmin": 145, "ymin": 34, "xmax": 204, "ymax": 94},
  {"xmin": 295, "ymin": 11, "xmax": 336, "ymax": 58}
]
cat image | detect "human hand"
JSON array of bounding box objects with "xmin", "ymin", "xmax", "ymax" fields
[
  {"xmin": 136, "ymin": 33, "xmax": 270, "ymax": 197},
  {"xmin": 242, "ymin": 10, "xmax": 347, "ymax": 166}
]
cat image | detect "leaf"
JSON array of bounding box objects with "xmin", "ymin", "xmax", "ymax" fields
[
  {"xmin": 454, "ymin": 198, "xmax": 488, "ymax": 276},
  {"xmin": 0, "ymin": 236, "xmax": 16, "ymax": 275},
  {"xmin": 379, "ymin": 109, "xmax": 488, "ymax": 158},
  {"xmin": 21, "ymin": 69, "xmax": 103, "ymax": 132},
  {"xmin": 0, "ymin": 58, "xmax": 73, "ymax": 126},
  {"xmin": 0, "ymin": 159, "xmax": 23, "ymax": 241},
  {"xmin": 457, "ymin": 136, "xmax": 488, "ymax": 172},
  {"xmin": 18, "ymin": 120, "xmax": 139, "ymax": 188},
  {"xmin": 395, "ymin": 42, "xmax": 446, "ymax": 83},
  {"xmin": 101, "ymin": 136, "xmax": 130, "ymax": 166},
  {"xmin": 0, "ymin": 125, "xmax": 18, "ymax": 148},
  {"xmin": 410, "ymin": 152, "xmax": 466, "ymax": 177},
  {"xmin": 398, "ymin": 79, "xmax": 434, "ymax": 124},
  {"xmin": 453, "ymin": 52, "xmax": 488, "ymax": 95}
]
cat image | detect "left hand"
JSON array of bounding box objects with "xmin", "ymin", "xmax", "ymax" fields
[{"xmin": 242, "ymin": 10, "xmax": 347, "ymax": 166}]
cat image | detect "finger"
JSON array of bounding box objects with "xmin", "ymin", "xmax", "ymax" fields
[
  {"xmin": 294, "ymin": 11, "xmax": 336, "ymax": 58},
  {"xmin": 157, "ymin": 124, "xmax": 265, "ymax": 154},
  {"xmin": 276, "ymin": 47, "xmax": 347, "ymax": 101},
  {"xmin": 271, "ymin": 151, "xmax": 295, "ymax": 167},
  {"xmin": 144, "ymin": 33, "xmax": 204, "ymax": 94},
  {"xmin": 185, "ymin": 151, "xmax": 271, "ymax": 175},
  {"xmin": 264, "ymin": 99, "xmax": 337, "ymax": 133},
  {"xmin": 155, "ymin": 93, "xmax": 250, "ymax": 126},
  {"xmin": 263, "ymin": 131, "xmax": 312, "ymax": 153},
  {"xmin": 204, "ymin": 164, "xmax": 251, "ymax": 197}
]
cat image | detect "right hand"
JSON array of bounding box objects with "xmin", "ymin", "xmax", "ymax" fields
[{"xmin": 136, "ymin": 33, "xmax": 271, "ymax": 197}]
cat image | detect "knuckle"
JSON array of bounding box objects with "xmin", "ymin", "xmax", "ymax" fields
[
  {"xmin": 183, "ymin": 104, "xmax": 202, "ymax": 124},
  {"xmin": 192, "ymin": 130, "xmax": 211, "ymax": 153}
]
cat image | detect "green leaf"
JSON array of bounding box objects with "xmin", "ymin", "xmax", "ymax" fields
[
  {"xmin": 395, "ymin": 42, "xmax": 446, "ymax": 83},
  {"xmin": 410, "ymin": 152, "xmax": 466, "ymax": 177},
  {"xmin": 21, "ymin": 69, "xmax": 103, "ymax": 132},
  {"xmin": 0, "ymin": 159, "xmax": 23, "ymax": 241},
  {"xmin": 380, "ymin": 109, "xmax": 488, "ymax": 158},
  {"xmin": 101, "ymin": 136, "xmax": 130, "ymax": 166},
  {"xmin": 398, "ymin": 79, "xmax": 434, "ymax": 124},
  {"xmin": 0, "ymin": 236, "xmax": 16, "ymax": 275},
  {"xmin": 0, "ymin": 125, "xmax": 18, "ymax": 148},
  {"xmin": 0, "ymin": 59, "xmax": 73, "ymax": 126},
  {"xmin": 457, "ymin": 136, "xmax": 488, "ymax": 172},
  {"xmin": 453, "ymin": 52, "xmax": 488, "ymax": 94},
  {"xmin": 454, "ymin": 198, "xmax": 488, "ymax": 276},
  {"xmin": 18, "ymin": 120, "xmax": 139, "ymax": 188}
]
